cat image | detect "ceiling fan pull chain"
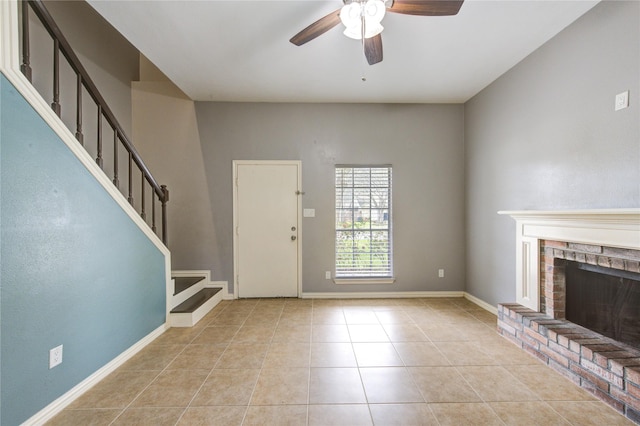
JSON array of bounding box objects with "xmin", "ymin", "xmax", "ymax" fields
[
  {"xmin": 361, "ymin": 40, "xmax": 367, "ymax": 81},
  {"xmin": 361, "ymin": 14, "xmax": 367, "ymax": 81}
]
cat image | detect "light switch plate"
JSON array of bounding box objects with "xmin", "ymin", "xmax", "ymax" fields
[
  {"xmin": 303, "ymin": 208, "xmax": 315, "ymax": 218},
  {"xmin": 615, "ymin": 90, "xmax": 629, "ymax": 111}
]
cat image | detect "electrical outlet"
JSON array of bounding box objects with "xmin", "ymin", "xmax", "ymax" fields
[
  {"xmin": 325, "ymin": 271, "xmax": 331, "ymax": 280},
  {"xmin": 438, "ymin": 269, "xmax": 445, "ymax": 278},
  {"xmin": 615, "ymin": 90, "xmax": 629, "ymax": 111},
  {"xmin": 49, "ymin": 345, "xmax": 63, "ymax": 369}
]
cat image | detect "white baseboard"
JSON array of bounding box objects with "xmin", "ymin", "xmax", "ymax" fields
[
  {"xmin": 301, "ymin": 291, "xmax": 465, "ymax": 299},
  {"xmin": 23, "ymin": 323, "xmax": 168, "ymax": 426},
  {"xmin": 464, "ymin": 292, "xmax": 498, "ymax": 314},
  {"xmin": 300, "ymin": 291, "xmax": 496, "ymax": 315},
  {"xmin": 211, "ymin": 281, "xmax": 233, "ymax": 300}
]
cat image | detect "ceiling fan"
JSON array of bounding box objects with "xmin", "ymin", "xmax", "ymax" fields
[{"xmin": 290, "ymin": 0, "xmax": 464, "ymax": 66}]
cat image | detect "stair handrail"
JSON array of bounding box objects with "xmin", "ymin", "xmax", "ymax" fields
[{"xmin": 20, "ymin": 0, "xmax": 169, "ymax": 244}]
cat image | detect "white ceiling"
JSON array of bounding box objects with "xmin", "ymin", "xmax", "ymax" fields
[{"xmin": 87, "ymin": 0, "xmax": 599, "ymax": 103}]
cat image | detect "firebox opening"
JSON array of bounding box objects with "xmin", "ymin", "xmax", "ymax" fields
[{"xmin": 565, "ymin": 260, "xmax": 640, "ymax": 350}]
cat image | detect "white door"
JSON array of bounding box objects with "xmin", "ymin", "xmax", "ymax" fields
[{"xmin": 233, "ymin": 161, "xmax": 301, "ymax": 298}]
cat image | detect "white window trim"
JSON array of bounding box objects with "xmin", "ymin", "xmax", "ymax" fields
[{"xmin": 334, "ymin": 165, "xmax": 393, "ymax": 280}]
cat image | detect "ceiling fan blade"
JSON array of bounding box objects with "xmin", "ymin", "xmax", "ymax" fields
[
  {"xmin": 289, "ymin": 8, "xmax": 342, "ymax": 46},
  {"xmin": 388, "ymin": 0, "xmax": 464, "ymax": 16},
  {"xmin": 364, "ymin": 34, "xmax": 383, "ymax": 65}
]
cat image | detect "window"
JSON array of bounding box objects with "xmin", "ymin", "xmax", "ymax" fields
[{"xmin": 335, "ymin": 166, "xmax": 392, "ymax": 280}]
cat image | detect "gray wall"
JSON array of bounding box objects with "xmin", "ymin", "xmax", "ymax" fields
[
  {"xmin": 194, "ymin": 103, "xmax": 465, "ymax": 294},
  {"xmin": 464, "ymin": 1, "xmax": 640, "ymax": 307},
  {"xmin": 132, "ymin": 79, "xmax": 219, "ymax": 275},
  {"xmin": 1, "ymin": 75, "xmax": 166, "ymax": 426},
  {"xmin": 32, "ymin": 0, "xmax": 638, "ymax": 307}
]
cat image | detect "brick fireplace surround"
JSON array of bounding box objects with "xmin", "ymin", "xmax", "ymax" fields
[{"xmin": 498, "ymin": 210, "xmax": 640, "ymax": 424}]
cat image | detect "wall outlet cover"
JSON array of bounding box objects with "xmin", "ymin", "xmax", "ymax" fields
[{"xmin": 49, "ymin": 345, "xmax": 63, "ymax": 369}]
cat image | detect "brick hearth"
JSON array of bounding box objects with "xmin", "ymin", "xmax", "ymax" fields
[
  {"xmin": 498, "ymin": 303, "xmax": 640, "ymax": 424},
  {"xmin": 498, "ymin": 209, "xmax": 640, "ymax": 423}
]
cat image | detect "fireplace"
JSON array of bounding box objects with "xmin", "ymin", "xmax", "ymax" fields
[
  {"xmin": 539, "ymin": 239, "xmax": 640, "ymax": 349},
  {"xmin": 565, "ymin": 260, "xmax": 640, "ymax": 350},
  {"xmin": 498, "ymin": 209, "xmax": 640, "ymax": 424}
]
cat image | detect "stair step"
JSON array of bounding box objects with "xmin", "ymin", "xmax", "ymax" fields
[
  {"xmin": 171, "ymin": 288, "xmax": 221, "ymax": 314},
  {"xmin": 173, "ymin": 276, "xmax": 206, "ymax": 296}
]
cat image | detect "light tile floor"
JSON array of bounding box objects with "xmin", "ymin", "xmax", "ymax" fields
[{"xmin": 48, "ymin": 298, "xmax": 634, "ymax": 425}]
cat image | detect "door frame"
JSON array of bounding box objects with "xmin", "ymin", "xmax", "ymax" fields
[{"xmin": 232, "ymin": 160, "xmax": 303, "ymax": 299}]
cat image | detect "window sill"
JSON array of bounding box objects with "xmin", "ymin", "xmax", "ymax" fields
[{"xmin": 333, "ymin": 278, "xmax": 396, "ymax": 285}]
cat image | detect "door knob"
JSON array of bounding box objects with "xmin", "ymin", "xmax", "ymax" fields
[{"xmin": 291, "ymin": 235, "xmax": 297, "ymax": 241}]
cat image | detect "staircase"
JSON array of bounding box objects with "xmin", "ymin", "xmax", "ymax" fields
[
  {"xmin": 17, "ymin": 0, "xmax": 223, "ymax": 328},
  {"xmin": 170, "ymin": 271, "xmax": 223, "ymax": 327}
]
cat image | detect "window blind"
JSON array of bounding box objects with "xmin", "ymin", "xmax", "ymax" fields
[{"xmin": 335, "ymin": 166, "xmax": 392, "ymax": 278}]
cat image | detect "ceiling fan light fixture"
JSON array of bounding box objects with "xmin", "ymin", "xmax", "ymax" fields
[
  {"xmin": 342, "ymin": 26, "xmax": 362, "ymax": 40},
  {"xmin": 366, "ymin": 22, "xmax": 384, "ymax": 38},
  {"xmin": 340, "ymin": 0, "xmax": 386, "ymax": 40},
  {"xmin": 365, "ymin": 0, "xmax": 386, "ymax": 23},
  {"xmin": 340, "ymin": 3, "xmax": 361, "ymax": 28},
  {"xmin": 289, "ymin": 0, "xmax": 465, "ymax": 66}
]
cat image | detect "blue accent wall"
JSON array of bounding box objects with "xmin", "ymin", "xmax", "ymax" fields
[{"xmin": 0, "ymin": 74, "xmax": 166, "ymax": 425}]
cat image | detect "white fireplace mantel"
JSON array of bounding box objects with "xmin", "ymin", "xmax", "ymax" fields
[{"xmin": 499, "ymin": 209, "xmax": 640, "ymax": 310}]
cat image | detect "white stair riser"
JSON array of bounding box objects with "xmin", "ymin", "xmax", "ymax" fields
[
  {"xmin": 170, "ymin": 287, "xmax": 223, "ymax": 327},
  {"xmin": 171, "ymin": 279, "xmax": 205, "ymax": 309}
]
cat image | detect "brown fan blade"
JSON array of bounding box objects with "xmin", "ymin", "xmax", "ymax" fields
[
  {"xmin": 289, "ymin": 8, "xmax": 342, "ymax": 46},
  {"xmin": 364, "ymin": 34, "xmax": 383, "ymax": 65},
  {"xmin": 388, "ymin": 0, "xmax": 464, "ymax": 16}
]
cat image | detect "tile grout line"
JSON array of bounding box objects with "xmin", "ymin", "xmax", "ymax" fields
[
  {"xmin": 50, "ymin": 298, "xmax": 632, "ymax": 426},
  {"xmin": 175, "ymin": 301, "xmax": 250, "ymax": 425},
  {"xmin": 105, "ymin": 327, "xmax": 203, "ymax": 426},
  {"xmin": 239, "ymin": 300, "xmax": 283, "ymax": 425},
  {"xmin": 344, "ymin": 304, "xmax": 376, "ymax": 425}
]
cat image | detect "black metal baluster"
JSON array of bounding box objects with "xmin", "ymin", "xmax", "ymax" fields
[
  {"xmin": 20, "ymin": 0, "xmax": 32, "ymax": 81},
  {"xmin": 51, "ymin": 39, "xmax": 61, "ymax": 116},
  {"xmin": 127, "ymin": 151, "xmax": 134, "ymax": 205},
  {"xmin": 161, "ymin": 185, "xmax": 169, "ymax": 245},
  {"xmin": 75, "ymin": 73, "xmax": 83, "ymax": 145},
  {"xmin": 151, "ymin": 196, "xmax": 157, "ymax": 233},
  {"xmin": 141, "ymin": 175, "xmax": 146, "ymax": 221},
  {"xmin": 113, "ymin": 129, "xmax": 120, "ymax": 188},
  {"xmin": 23, "ymin": 0, "xmax": 170, "ymax": 246},
  {"xmin": 96, "ymin": 105, "xmax": 103, "ymax": 168}
]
